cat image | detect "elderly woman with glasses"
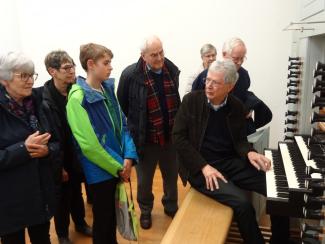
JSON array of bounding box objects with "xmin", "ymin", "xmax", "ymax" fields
[{"xmin": 0, "ymin": 52, "xmax": 60, "ymax": 244}]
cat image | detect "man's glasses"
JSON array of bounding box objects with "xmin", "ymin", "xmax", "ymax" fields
[
  {"xmin": 231, "ymin": 56, "xmax": 247, "ymax": 64},
  {"xmin": 205, "ymin": 78, "xmax": 224, "ymax": 87},
  {"xmin": 14, "ymin": 72, "xmax": 38, "ymax": 82},
  {"xmin": 60, "ymin": 64, "xmax": 76, "ymax": 72}
]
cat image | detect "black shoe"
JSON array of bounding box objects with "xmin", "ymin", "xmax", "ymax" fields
[
  {"xmin": 164, "ymin": 209, "xmax": 177, "ymax": 218},
  {"xmin": 75, "ymin": 223, "xmax": 92, "ymax": 236},
  {"xmin": 140, "ymin": 213, "xmax": 152, "ymax": 229},
  {"xmin": 58, "ymin": 237, "xmax": 73, "ymax": 244}
]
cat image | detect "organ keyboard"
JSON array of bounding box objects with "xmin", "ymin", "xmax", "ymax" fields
[{"xmin": 265, "ymin": 135, "xmax": 322, "ymax": 217}]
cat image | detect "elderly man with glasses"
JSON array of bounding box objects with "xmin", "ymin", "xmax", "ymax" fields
[
  {"xmin": 173, "ymin": 60, "xmax": 290, "ymax": 244},
  {"xmin": 192, "ymin": 37, "xmax": 272, "ymax": 135},
  {"xmin": 117, "ymin": 35, "xmax": 181, "ymax": 229}
]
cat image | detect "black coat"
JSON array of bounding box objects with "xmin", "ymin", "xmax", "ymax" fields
[
  {"xmin": 172, "ymin": 91, "xmax": 255, "ymax": 186},
  {"xmin": 0, "ymin": 86, "xmax": 60, "ymax": 235},
  {"xmin": 191, "ymin": 67, "xmax": 272, "ymax": 134},
  {"xmin": 42, "ymin": 79, "xmax": 83, "ymax": 181},
  {"xmin": 117, "ymin": 57, "xmax": 181, "ymax": 155}
]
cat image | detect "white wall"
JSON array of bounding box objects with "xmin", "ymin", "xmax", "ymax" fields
[
  {"xmin": 0, "ymin": 0, "xmax": 21, "ymax": 53},
  {"xmin": 1, "ymin": 0, "xmax": 299, "ymax": 147}
]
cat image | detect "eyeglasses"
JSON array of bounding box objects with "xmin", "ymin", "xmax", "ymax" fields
[
  {"xmin": 60, "ymin": 64, "xmax": 76, "ymax": 72},
  {"xmin": 203, "ymin": 53, "xmax": 216, "ymax": 59},
  {"xmin": 149, "ymin": 50, "xmax": 164, "ymax": 59},
  {"xmin": 205, "ymin": 78, "xmax": 224, "ymax": 87},
  {"xmin": 14, "ymin": 72, "xmax": 38, "ymax": 82},
  {"xmin": 231, "ymin": 56, "xmax": 247, "ymax": 64}
]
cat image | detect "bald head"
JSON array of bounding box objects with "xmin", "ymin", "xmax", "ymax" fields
[
  {"xmin": 140, "ymin": 35, "xmax": 163, "ymax": 54},
  {"xmin": 141, "ymin": 35, "xmax": 165, "ymax": 72}
]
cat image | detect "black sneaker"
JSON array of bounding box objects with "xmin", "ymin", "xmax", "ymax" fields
[
  {"xmin": 58, "ymin": 237, "xmax": 73, "ymax": 244},
  {"xmin": 164, "ymin": 209, "xmax": 177, "ymax": 218},
  {"xmin": 140, "ymin": 213, "xmax": 152, "ymax": 229}
]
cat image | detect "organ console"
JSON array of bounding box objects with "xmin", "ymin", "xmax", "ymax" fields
[
  {"xmin": 313, "ymin": 78, "xmax": 325, "ymax": 87},
  {"xmin": 311, "ymin": 112, "xmax": 325, "ymax": 123},
  {"xmin": 313, "ymin": 70, "xmax": 325, "ymax": 78},
  {"xmin": 312, "ymin": 85, "xmax": 325, "ymax": 93},
  {"xmin": 285, "ymin": 118, "xmax": 298, "ymax": 124},
  {"xmin": 311, "ymin": 128, "xmax": 325, "ymax": 136},
  {"xmin": 287, "ymin": 89, "xmax": 299, "ymax": 96},
  {"xmin": 290, "ymin": 61, "xmax": 303, "ymax": 66},
  {"xmin": 286, "ymin": 97, "xmax": 299, "ymax": 104},
  {"xmin": 289, "ymin": 57, "xmax": 301, "ymax": 61},
  {"xmin": 285, "ymin": 127, "xmax": 298, "ymax": 133},
  {"xmin": 316, "ymin": 61, "xmax": 325, "ymax": 71},
  {"xmin": 288, "ymin": 65, "xmax": 300, "ymax": 70},
  {"xmin": 301, "ymin": 230, "xmax": 324, "ymax": 240},
  {"xmin": 286, "ymin": 110, "xmax": 298, "ymax": 116},
  {"xmin": 312, "ymin": 96, "xmax": 325, "ymax": 108},
  {"xmin": 264, "ymin": 135, "xmax": 323, "ymax": 217},
  {"xmin": 288, "ymin": 74, "xmax": 299, "ymax": 79},
  {"xmin": 302, "ymin": 223, "xmax": 325, "ymax": 233},
  {"xmin": 287, "ymin": 80, "xmax": 300, "ymax": 87}
]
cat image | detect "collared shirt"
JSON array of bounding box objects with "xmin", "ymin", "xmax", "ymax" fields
[
  {"xmin": 146, "ymin": 64, "xmax": 162, "ymax": 74},
  {"xmin": 208, "ymin": 96, "xmax": 228, "ymax": 111}
]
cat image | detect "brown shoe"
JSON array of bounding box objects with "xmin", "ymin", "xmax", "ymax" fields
[{"xmin": 140, "ymin": 213, "xmax": 152, "ymax": 229}]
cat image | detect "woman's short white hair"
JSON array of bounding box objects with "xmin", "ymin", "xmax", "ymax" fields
[
  {"xmin": 0, "ymin": 52, "xmax": 34, "ymax": 81},
  {"xmin": 208, "ymin": 60, "xmax": 239, "ymax": 84},
  {"xmin": 200, "ymin": 43, "xmax": 216, "ymax": 57},
  {"xmin": 222, "ymin": 37, "xmax": 246, "ymax": 56}
]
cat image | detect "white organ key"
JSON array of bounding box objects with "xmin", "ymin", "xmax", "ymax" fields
[
  {"xmin": 279, "ymin": 143, "xmax": 300, "ymax": 188},
  {"xmin": 265, "ymin": 150, "xmax": 277, "ymax": 198}
]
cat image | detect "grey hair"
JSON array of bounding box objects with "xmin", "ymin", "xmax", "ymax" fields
[
  {"xmin": 140, "ymin": 35, "xmax": 163, "ymax": 53},
  {"xmin": 0, "ymin": 52, "xmax": 34, "ymax": 81},
  {"xmin": 200, "ymin": 43, "xmax": 217, "ymax": 57},
  {"xmin": 208, "ymin": 60, "xmax": 239, "ymax": 84},
  {"xmin": 222, "ymin": 37, "xmax": 246, "ymax": 56}
]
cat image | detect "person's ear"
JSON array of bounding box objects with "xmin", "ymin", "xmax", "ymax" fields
[
  {"xmin": 48, "ymin": 67, "xmax": 56, "ymax": 77},
  {"xmin": 227, "ymin": 83, "xmax": 235, "ymax": 92},
  {"xmin": 0, "ymin": 79, "xmax": 9, "ymax": 87},
  {"xmin": 87, "ymin": 59, "xmax": 95, "ymax": 71}
]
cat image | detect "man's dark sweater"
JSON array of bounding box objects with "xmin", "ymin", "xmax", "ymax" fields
[{"xmin": 200, "ymin": 104, "xmax": 236, "ymax": 164}]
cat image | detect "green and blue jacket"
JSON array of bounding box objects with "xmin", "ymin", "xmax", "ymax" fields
[{"xmin": 67, "ymin": 76, "xmax": 138, "ymax": 184}]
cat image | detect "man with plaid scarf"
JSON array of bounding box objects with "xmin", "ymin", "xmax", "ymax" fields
[{"xmin": 117, "ymin": 36, "xmax": 181, "ymax": 229}]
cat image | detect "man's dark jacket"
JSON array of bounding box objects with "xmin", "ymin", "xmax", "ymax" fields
[
  {"xmin": 191, "ymin": 67, "xmax": 272, "ymax": 134},
  {"xmin": 117, "ymin": 57, "xmax": 181, "ymax": 155},
  {"xmin": 172, "ymin": 91, "xmax": 255, "ymax": 186}
]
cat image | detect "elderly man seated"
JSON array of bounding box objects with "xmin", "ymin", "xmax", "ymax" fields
[{"xmin": 172, "ymin": 60, "xmax": 290, "ymax": 244}]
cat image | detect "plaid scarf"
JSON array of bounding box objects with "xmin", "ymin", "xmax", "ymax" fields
[
  {"xmin": 4, "ymin": 93, "xmax": 39, "ymax": 131},
  {"xmin": 143, "ymin": 61, "xmax": 180, "ymax": 146}
]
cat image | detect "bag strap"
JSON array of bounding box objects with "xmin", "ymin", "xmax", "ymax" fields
[{"xmin": 128, "ymin": 181, "xmax": 134, "ymax": 202}]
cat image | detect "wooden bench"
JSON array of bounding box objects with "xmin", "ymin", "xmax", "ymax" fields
[{"xmin": 161, "ymin": 188, "xmax": 233, "ymax": 244}]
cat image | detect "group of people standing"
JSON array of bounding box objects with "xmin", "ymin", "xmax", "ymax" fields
[{"xmin": 0, "ymin": 36, "xmax": 290, "ymax": 244}]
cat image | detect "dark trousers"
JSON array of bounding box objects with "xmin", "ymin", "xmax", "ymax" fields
[
  {"xmin": 88, "ymin": 178, "xmax": 118, "ymax": 244},
  {"xmin": 189, "ymin": 157, "xmax": 289, "ymax": 244},
  {"xmin": 54, "ymin": 179, "xmax": 87, "ymax": 238},
  {"xmin": 136, "ymin": 142, "xmax": 179, "ymax": 215},
  {"xmin": 1, "ymin": 221, "xmax": 51, "ymax": 244}
]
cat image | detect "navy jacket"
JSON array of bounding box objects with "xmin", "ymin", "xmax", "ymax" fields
[
  {"xmin": 117, "ymin": 57, "xmax": 181, "ymax": 156},
  {"xmin": 0, "ymin": 86, "xmax": 60, "ymax": 235}
]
